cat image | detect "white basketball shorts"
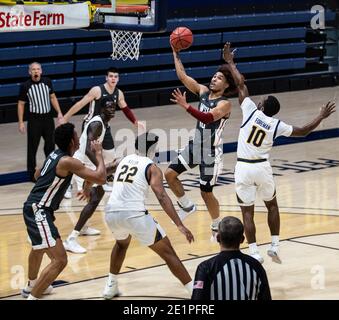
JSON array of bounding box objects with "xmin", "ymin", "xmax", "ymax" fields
[
  {"xmin": 105, "ymin": 210, "xmax": 166, "ymax": 246},
  {"xmin": 234, "ymin": 161, "xmax": 276, "ymax": 206}
]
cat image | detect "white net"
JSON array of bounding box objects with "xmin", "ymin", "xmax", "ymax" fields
[{"xmin": 110, "ymin": 30, "xmax": 143, "ymax": 61}]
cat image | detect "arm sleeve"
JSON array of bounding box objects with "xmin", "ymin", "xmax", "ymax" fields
[
  {"xmin": 240, "ymin": 97, "xmax": 257, "ymax": 120},
  {"xmin": 18, "ymin": 83, "xmax": 28, "ymax": 102},
  {"xmin": 186, "ymin": 105, "xmax": 214, "ymax": 124},
  {"xmin": 122, "ymin": 106, "xmax": 137, "ymax": 124},
  {"xmin": 257, "ymin": 267, "xmax": 272, "ymax": 301},
  {"xmin": 276, "ymin": 120, "xmax": 293, "ymax": 138},
  {"xmin": 191, "ymin": 262, "xmax": 211, "ymax": 300}
]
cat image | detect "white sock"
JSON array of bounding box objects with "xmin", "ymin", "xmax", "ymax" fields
[
  {"xmin": 249, "ymin": 243, "xmax": 259, "ymax": 254},
  {"xmin": 178, "ymin": 195, "xmax": 193, "ymax": 208},
  {"xmin": 27, "ymin": 294, "xmax": 38, "ymax": 300},
  {"xmin": 28, "ymin": 279, "xmax": 37, "ymax": 287},
  {"xmin": 184, "ymin": 281, "xmax": 193, "ymax": 295},
  {"xmin": 69, "ymin": 230, "xmax": 80, "ymax": 239},
  {"xmin": 108, "ymin": 273, "xmax": 117, "ymax": 283},
  {"xmin": 271, "ymin": 235, "xmax": 279, "ymax": 246}
]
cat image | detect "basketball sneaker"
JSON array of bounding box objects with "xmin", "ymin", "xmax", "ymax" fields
[
  {"xmin": 267, "ymin": 245, "xmax": 282, "ymax": 264},
  {"xmin": 250, "ymin": 252, "xmax": 264, "ymax": 264},
  {"xmin": 210, "ymin": 220, "xmax": 220, "ymax": 243},
  {"xmin": 64, "ymin": 185, "xmax": 72, "ymax": 199},
  {"xmin": 102, "ymin": 279, "xmax": 120, "ymax": 300},
  {"xmin": 21, "ymin": 282, "xmax": 53, "ymax": 298},
  {"xmin": 63, "ymin": 238, "xmax": 87, "ymax": 254},
  {"xmin": 79, "ymin": 225, "xmax": 101, "ymax": 236},
  {"xmin": 177, "ymin": 202, "xmax": 197, "ymax": 221}
]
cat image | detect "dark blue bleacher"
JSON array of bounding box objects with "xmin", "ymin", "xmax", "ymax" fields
[
  {"xmin": 0, "ymin": 43, "xmax": 74, "ymax": 62},
  {"xmin": 167, "ymin": 11, "xmax": 336, "ymax": 30},
  {"xmin": 75, "ymin": 43, "xmax": 306, "ymax": 73},
  {"xmin": 0, "ymin": 62, "xmax": 74, "ymax": 80},
  {"xmin": 76, "ymin": 58, "xmax": 306, "ymax": 89},
  {"xmin": 0, "ymin": 10, "xmax": 336, "ymax": 102}
]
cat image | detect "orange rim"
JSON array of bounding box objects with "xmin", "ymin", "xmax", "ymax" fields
[{"xmin": 94, "ymin": 4, "xmax": 149, "ymax": 14}]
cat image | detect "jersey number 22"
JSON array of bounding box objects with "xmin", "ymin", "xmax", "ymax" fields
[{"xmin": 117, "ymin": 165, "xmax": 138, "ymax": 183}]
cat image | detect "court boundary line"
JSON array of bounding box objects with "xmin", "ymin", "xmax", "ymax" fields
[
  {"xmin": 2, "ymin": 231, "xmax": 338, "ymax": 300},
  {"xmin": 1, "ymin": 205, "xmax": 339, "ymax": 217}
]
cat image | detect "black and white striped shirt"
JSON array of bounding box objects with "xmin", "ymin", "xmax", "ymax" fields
[
  {"xmin": 191, "ymin": 250, "xmax": 271, "ymax": 300},
  {"xmin": 19, "ymin": 77, "xmax": 54, "ymax": 114}
]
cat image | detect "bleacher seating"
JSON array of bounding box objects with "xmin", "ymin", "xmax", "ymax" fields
[{"xmin": 0, "ymin": 9, "xmax": 337, "ymax": 119}]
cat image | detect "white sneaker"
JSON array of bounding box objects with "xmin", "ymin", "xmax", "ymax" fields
[
  {"xmin": 103, "ymin": 183, "xmax": 113, "ymax": 192},
  {"xmin": 21, "ymin": 282, "xmax": 53, "ymax": 298},
  {"xmin": 64, "ymin": 185, "xmax": 72, "ymax": 199},
  {"xmin": 102, "ymin": 279, "xmax": 120, "ymax": 300},
  {"xmin": 250, "ymin": 252, "xmax": 264, "ymax": 264},
  {"xmin": 210, "ymin": 220, "xmax": 220, "ymax": 242},
  {"xmin": 267, "ymin": 245, "xmax": 282, "ymax": 264},
  {"xmin": 177, "ymin": 202, "xmax": 197, "ymax": 221},
  {"xmin": 79, "ymin": 226, "xmax": 101, "ymax": 236},
  {"xmin": 63, "ymin": 238, "xmax": 87, "ymax": 254}
]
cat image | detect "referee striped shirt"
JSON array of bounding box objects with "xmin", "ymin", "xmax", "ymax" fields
[
  {"xmin": 19, "ymin": 77, "xmax": 54, "ymax": 114},
  {"xmin": 191, "ymin": 250, "xmax": 271, "ymax": 300}
]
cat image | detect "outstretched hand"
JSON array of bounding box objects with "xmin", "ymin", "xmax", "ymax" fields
[
  {"xmin": 320, "ymin": 101, "xmax": 336, "ymax": 119},
  {"xmin": 223, "ymin": 42, "xmax": 235, "ymax": 64},
  {"xmin": 170, "ymin": 88, "xmax": 189, "ymax": 110}
]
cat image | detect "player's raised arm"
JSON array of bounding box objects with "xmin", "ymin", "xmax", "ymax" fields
[
  {"xmin": 291, "ymin": 101, "xmax": 336, "ymax": 137},
  {"xmin": 172, "ymin": 47, "xmax": 206, "ymax": 96},
  {"xmin": 149, "ymin": 164, "xmax": 194, "ymax": 243},
  {"xmin": 64, "ymin": 86, "xmax": 101, "ymax": 122},
  {"xmin": 171, "ymin": 88, "xmax": 231, "ymax": 123},
  {"xmin": 223, "ymin": 42, "xmax": 249, "ymax": 104}
]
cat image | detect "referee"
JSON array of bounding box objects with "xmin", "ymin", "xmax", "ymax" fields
[
  {"xmin": 17, "ymin": 62, "xmax": 64, "ymax": 181},
  {"xmin": 191, "ymin": 216, "xmax": 271, "ymax": 300}
]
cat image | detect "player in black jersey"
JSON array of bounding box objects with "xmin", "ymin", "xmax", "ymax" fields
[
  {"xmin": 63, "ymin": 67, "xmax": 144, "ymax": 164},
  {"xmin": 165, "ymin": 45, "xmax": 234, "ymax": 239},
  {"xmin": 22, "ymin": 123, "xmax": 106, "ymax": 300}
]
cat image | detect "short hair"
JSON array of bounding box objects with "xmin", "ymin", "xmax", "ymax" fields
[
  {"xmin": 217, "ymin": 64, "xmax": 238, "ymax": 96},
  {"xmin": 29, "ymin": 62, "xmax": 41, "ymax": 71},
  {"xmin": 263, "ymin": 95, "xmax": 280, "ymax": 117},
  {"xmin": 106, "ymin": 67, "xmax": 119, "ymax": 75},
  {"xmin": 135, "ymin": 132, "xmax": 159, "ymax": 156},
  {"xmin": 54, "ymin": 123, "xmax": 75, "ymax": 152},
  {"xmin": 218, "ymin": 216, "xmax": 244, "ymax": 247}
]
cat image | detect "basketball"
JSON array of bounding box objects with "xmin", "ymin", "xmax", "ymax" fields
[{"xmin": 170, "ymin": 27, "xmax": 193, "ymax": 51}]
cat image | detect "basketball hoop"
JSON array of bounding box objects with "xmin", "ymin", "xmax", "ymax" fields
[
  {"xmin": 106, "ymin": 4, "xmax": 149, "ymax": 61},
  {"xmin": 110, "ymin": 29, "xmax": 142, "ymax": 61}
]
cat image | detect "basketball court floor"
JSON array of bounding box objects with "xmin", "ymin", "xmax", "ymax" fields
[{"xmin": 0, "ymin": 87, "xmax": 338, "ymax": 300}]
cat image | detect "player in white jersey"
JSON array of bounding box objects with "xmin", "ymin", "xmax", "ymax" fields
[
  {"xmin": 63, "ymin": 100, "xmax": 118, "ymax": 254},
  {"xmin": 103, "ymin": 132, "xmax": 195, "ymax": 299},
  {"xmin": 223, "ymin": 42, "xmax": 336, "ymax": 264}
]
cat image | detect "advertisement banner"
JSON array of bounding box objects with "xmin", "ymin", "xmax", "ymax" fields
[{"xmin": 0, "ymin": 3, "xmax": 90, "ymax": 32}]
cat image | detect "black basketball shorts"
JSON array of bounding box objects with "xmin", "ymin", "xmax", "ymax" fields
[{"xmin": 23, "ymin": 204, "xmax": 60, "ymax": 250}]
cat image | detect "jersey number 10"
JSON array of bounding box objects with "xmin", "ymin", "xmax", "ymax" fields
[
  {"xmin": 117, "ymin": 165, "xmax": 138, "ymax": 183},
  {"xmin": 247, "ymin": 125, "xmax": 266, "ymax": 147}
]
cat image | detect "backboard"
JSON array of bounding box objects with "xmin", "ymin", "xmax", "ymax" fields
[{"xmin": 91, "ymin": 0, "xmax": 167, "ymax": 33}]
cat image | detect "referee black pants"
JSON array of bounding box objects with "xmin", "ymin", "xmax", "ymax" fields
[{"xmin": 27, "ymin": 113, "xmax": 55, "ymax": 181}]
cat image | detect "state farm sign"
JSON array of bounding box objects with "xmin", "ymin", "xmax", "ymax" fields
[{"xmin": 0, "ymin": 3, "xmax": 90, "ymax": 31}]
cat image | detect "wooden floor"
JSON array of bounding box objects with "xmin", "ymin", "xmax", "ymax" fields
[{"xmin": 0, "ymin": 87, "xmax": 338, "ymax": 299}]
